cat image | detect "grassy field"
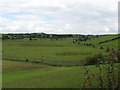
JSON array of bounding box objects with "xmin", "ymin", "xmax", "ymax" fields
[
  {"xmin": 98, "ymin": 39, "xmax": 119, "ymax": 49},
  {"xmin": 83, "ymin": 34, "xmax": 119, "ymax": 44},
  {"xmin": 3, "ymin": 60, "xmax": 119, "ymax": 88},
  {"xmin": 2, "ymin": 39, "xmax": 106, "ymax": 66},
  {"xmin": 82, "ymin": 34, "xmax": 119, "ymax": 49},
  {"xmin": 2, "ymin": 34, "xmax": 119, "ymax": 88},
  {"xmin": 3, "ymin": 60, "xmax": 106, "ymax": 88}
]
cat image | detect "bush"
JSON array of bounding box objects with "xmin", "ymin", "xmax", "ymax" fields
[
  {"xmin": 92, "ymin": 45, "xmax": 95, "ymax": 47},
  {"xmin": 84, "ymin": 54, "xmax": 104, "ymax": 65},
  {"xmin": 26, "ymin": 59, "xmax": 29, "ymax": 62},
  {"xmin": 106, "ymin": 47, "xmax": 110, "ymax": 52},
  {"xmin": 83, "ymin": 50, "xmax": 119, "ymax": 88},
  {"xmin": 29, "ymin": 38, "xmax": 32, "ymax": 40},
  {"xmin": 100, "ymin": 47, "xmax": 103, "ymax": 49}
]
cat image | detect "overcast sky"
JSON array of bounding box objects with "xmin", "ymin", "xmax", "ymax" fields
[{"xmin": 0, "ymin": 0, "xmax": 119, "ymax": 34}]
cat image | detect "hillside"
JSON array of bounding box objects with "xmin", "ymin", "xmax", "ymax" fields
[
  {"xmin": 2, "ymin": 39, "xmax": 106, "ymax": 66},
  {"xmin": 2, "ymin": 34, "xmax": 119, "ymax": 88},
  {"xmin": 82, "ymin": 34, "xmax": 119, "ymax": 50},
  {"xmin": 83, "ymin": 34, "xmax": 119, "ymax": 44},
  {"xmin": 4, "ymin": 60, "xmax": 118, "ymax": 88}
]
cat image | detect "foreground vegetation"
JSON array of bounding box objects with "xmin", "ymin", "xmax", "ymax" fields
[{"xmin": 3, "ymin": 60, "xmax": 119, "ymax": 88}]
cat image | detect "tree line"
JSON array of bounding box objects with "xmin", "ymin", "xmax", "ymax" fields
[{"xmin": 2, "ymin": 33, "xmax": 100, "ymax": 41}]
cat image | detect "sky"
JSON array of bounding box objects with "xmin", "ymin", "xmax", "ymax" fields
[{"xmin": 0, "ymin": 0, "xmax": 119, "ymax": 34}]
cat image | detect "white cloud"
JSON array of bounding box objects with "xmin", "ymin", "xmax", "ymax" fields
[
  {"xmin": 64, "ymin": 24, "xmax": 72, "ymax": 30},
  {"xmin": 0, "ymin": 0, "xmax": 119, "ymax": 34},
  {"xmin": 103, "ymin": 26, "xmax": 110, "ymax": 32}
]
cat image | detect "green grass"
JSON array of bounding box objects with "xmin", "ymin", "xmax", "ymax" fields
[
  {"xmin": 2, "ymin": 60, "xmax": 103, "ymax": 88},
  {"xmin": 98, "ymin": 39, "xmax": 119, "ymax": 49},
  {"xmin": 2, "ymin": 35, "xmax": 119, "ymax": 88},
  {"xmin": 3, "ymin": 60, "xmax": 119, "ymax": 88},
  {"xmin": 82, "ymin": 35, "xmax": 119, "ymax": 49},
  {"xmin": 83, "ymin": 34, "xmax": 119, "ymax": 44},
  {"xmin": 2, "ymin": 39, "xmax": 106, "ymax": 66}
]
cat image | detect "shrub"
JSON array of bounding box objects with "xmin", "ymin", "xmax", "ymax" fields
[
  {"xmin": 92, "ymin": 45, "xmax": 95, "ymax": 47},
  {"xmin": 84, "ymin": 54, "xmax": 104, "ymax": 65},
  {"xmin": 26, "ymin": 59, "xmax": 29, "ymax": 62},
  {"xmin": 106, "ymin": 47, "xmax": 110, "ymax": 52},
  {"xmin": 83, "ymin": 50, "xmax": 119, "ymax": 88},
  {"xmin": 100, "ymin": 47, "xmax": 103, "ymax": 49},
  {"xmin": 29, "ymin": 38, "xmax": 32, "ymax": 40}
]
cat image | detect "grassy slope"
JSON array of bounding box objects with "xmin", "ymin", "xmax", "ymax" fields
[
  {"xmin": 83, "ymin": 35, "xmax": 119, "ymax": 44},
  {"xmin": 2, "ymin": 35, "xmax": 119, "ymax": 88},
  {"xmin": 98, "ymin": 39, "xmax": 119, "ymax": 49},
  {"xmin": 3, "ymin": 60, "xmax": 102, "ymax": 88},
  {"xmin": 2, "ymin": 39, "xmax": 106, "ymax": 66},
  {"xmin": 3, "ymin": 60, "xmax": 119, "ymax": 88},
  {"xmin": 82, "ymin": 34, "xmax": 119, "ymax": 49}
]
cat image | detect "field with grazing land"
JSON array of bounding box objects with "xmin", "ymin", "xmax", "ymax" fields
[
  {"xmin": 83, "ymin": 34, "xmax": 119, "ymax": 44},
  {"xmin": 1, "ymin": 0, "xmax": 119, "ymax": 88},
  {"xmin": 2, "ymin": 39, "xmax": 106, "ymax": 66},
  {"xmin": 82, "ymin": 34, "xmax": 119, "ymax": 49},
  {"xmin": 2, "ymin": 34, "xmax": 120, "ymax": 88}
]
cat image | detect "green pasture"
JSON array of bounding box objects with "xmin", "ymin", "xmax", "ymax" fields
[
  {"xmin": 2, "ymin": 39, "xmax": 106, "ymax": 66},
  {"xmin": 82, "ymin": 34, "xmax": 119, "ymax": 49},
  {"xmin": 3, "ymin": 60, "xmax": 119, "ymax": 88},
  {"xmin": 2, "ymin": 60, "xmax": 108, "ymax": 88},
  {"xmin": 98, "ymin": 39, "xmax": 119, "ymax": 49},
  {"xmin": 2, "ymin": 34, "xmax": 119, "ymax": 88},
  {"xmin": 83, "ymin": 34, "xmax": 119, "ymax": 44}
]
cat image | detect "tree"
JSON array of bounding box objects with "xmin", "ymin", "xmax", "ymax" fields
[
  {"xmin": 29, "ymin": 38, "xmax": 32, "ymax": 40},
  {"xmin": 106, "ymin": 47, "xmax": 110, "ymax": 52}
]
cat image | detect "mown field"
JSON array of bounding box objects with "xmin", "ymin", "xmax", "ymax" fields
[{"xmin": 2, "ymin": 34, "xmax": 120, "ymax": 88}]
